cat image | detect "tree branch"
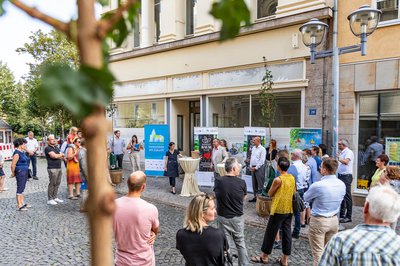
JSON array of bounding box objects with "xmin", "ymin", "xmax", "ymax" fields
[
  {"xmin": 96, "ymin": 0, "xmax": 137, "ymax": 40},
  {"xmin": 11, "ymin": 0, "xmax": 70, "ymax": 36}
]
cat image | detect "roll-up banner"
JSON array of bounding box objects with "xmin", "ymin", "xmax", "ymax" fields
[
  {"xmin": 144, "ymin": 124, "xmax": 170, "ymax": 176},
  {"xmin": 194, "ymin": 127, "xmax": 218, "ymax": 187}
]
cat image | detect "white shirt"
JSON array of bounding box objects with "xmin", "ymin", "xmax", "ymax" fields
[
  {"xmin": 250, "ymin": 144, "xmax": 266, "ymax": 170},
  {"xmin": 25, "ymin": 137, "xmax": 39, "ymax": 153},
  {"xmin": 293, "ymin": 160, "xmax": 309, "ymax": 189},
  {"xmin": 338, "ymin": 147, "xmax": 354, "ymax": 175}
]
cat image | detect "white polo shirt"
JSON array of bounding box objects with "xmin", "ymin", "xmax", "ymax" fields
[
  {"xmin": 338, "ymin": 147, "xmax": 354, "ymax": 175},
  {"xmin": 25, "ymin": 137, "xmax": 39, "ymax": 154}
]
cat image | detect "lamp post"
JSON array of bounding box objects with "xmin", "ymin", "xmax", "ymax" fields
[{"xmin": 299, "ymin": 3, "xmax": 381, "ymax": 156}]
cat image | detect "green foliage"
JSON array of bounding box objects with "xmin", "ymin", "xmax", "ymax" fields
[
  {"xmin": 210, "ymin": 0, "xmax": 251, "ymax": 41},
  {"xmin": 0, "ymin": 0, "xmax": 5, "ymax": 16},
  {"xmin": 103, "ymin": 1, "xmax": 141, "ymax": 47},
  {"xmin": 0, "ymin": 61, "xmax": 21, "ymax": 118},
  {"xmin": 259, "ymin": 58, "xmax": 277, "ymax": 127},
  {"xmin": 39, "ymin": 64, "xmax": 115, "ymax": 118}
]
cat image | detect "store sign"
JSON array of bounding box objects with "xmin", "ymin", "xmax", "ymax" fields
[
  {"xmin": 386, "ymin": 137, "xmax": 400, "ymax": 166},
  {"xmin": 144, "ymin": 124, "xmax": 169, "ymax": 176},
  {"xmin": 289, "ymin": 128, "xmax": 322, "ymax": 150}
]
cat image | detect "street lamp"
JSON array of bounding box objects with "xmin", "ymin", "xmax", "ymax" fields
[{"xmin": 299, "ymin": 3, "xmax": 381, "ymax": 156}]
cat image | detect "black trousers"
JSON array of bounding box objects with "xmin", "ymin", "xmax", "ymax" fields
[
  {"xmin": 251, "ymin": 165, "xmax": 265, "ymax": 197},
  {"xmin": 261, "ymin": 213, "xmax": 293, "ymax": 255},
  {"xmin": 169, "ymin": 176, "xmax": 176, "ymax": 187},
  {"xmin": 116, "ymin": 154, "xmax": 124, "ymax": 169},
  {"xmin": 338, "ymin": 174, "xmax": 353, "ymax": 219}
]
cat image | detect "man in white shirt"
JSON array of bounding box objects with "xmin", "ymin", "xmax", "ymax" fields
[
  {"xmin": 249, "ymin": 136, "xmax": 266, "ymax": 202},
  {"xmin": 25, "ymin": 131, "xmax": 39, "ymax": 180},
  {"xmin": 337, "ymin": 138, "xmax": 354, "ymax": 223}
]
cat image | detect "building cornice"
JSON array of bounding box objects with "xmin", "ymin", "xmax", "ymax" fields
[{"xmin": 110, "ymin": 7, "xmax": 332, "ymax": 62}]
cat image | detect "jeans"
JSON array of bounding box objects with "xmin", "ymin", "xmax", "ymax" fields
[
  {"xmin": 338, "ymin": 174, "xmax": 353, "ymax": 219},
  {"xmin": 293, "ymin": 189, "xmax": 304, "ymax": 235},
  {"xmin": 27, "ymin": 154, "xmax": 37, "ymax": 177},
  {"xmin": 115, "ymin": 154, "xmax": 124, "ymax": 169},
  {"xmin": 47, "ymin": 169, "xmax": 62, "ymax": 200},
  {"xmin": 217, "ymin": 215, "xmax": 249, "ymax": 266},
  {"xmin": 15, "ymin": 168, "xmax": 29, "ymax": 195}
]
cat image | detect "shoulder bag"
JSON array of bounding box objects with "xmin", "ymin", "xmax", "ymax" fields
[{"xmin": 292, "ymin": 176, "xmax": 305, "ymax": 213}]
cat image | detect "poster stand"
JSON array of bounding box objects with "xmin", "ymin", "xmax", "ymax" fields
[
  {"xmin": 194, "ymin": 127, "xmax": 218, "ymax": 187},
  {"xmin": 144, "ymin": 124, "xmax": 170, "ymax": 177}
]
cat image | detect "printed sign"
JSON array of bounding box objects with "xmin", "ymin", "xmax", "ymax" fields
[
  {"xmin": 194, "ymin": 127, "xmax": 218, "ymax": 187},
  {"xmin": 386, "ymin": 137, "xmax": 400, "ymax": 166},
  {"xmin": 289, "ymin": 128, "xmax": 322, "ymax": 150},
  {"xmin": 144, "ymin": 124, "xmax": 169, "ymax": 176}
]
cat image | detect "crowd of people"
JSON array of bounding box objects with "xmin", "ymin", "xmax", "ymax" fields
[{"xmin": 3, "ymin": 127, "xmax": 400, "ymax": 265}]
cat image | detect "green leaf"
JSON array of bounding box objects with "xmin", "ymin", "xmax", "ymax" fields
[
  {"xmin": 97, "ymin": 0, "xmax": 109, "ymax": 6},
  {"xmin": 210, "ymin": 0, "xmax": 251, "ymax": 41},
  {"xmin": 39, "ymin": 64, "xmax": 115, "ymax": 118},
  {"xmin": 0, "ymin": 0, "xmax": 7, "ymax": 16}
]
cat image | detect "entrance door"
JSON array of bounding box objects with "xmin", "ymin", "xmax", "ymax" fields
[{"xmin": 189, "ymin": 101, "xmax": 201, "ymax": 152}]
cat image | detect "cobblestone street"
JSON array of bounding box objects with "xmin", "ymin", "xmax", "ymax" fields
[{"xmin": 0, "ymin": 158, "xmax": 356, "ymax": 265}]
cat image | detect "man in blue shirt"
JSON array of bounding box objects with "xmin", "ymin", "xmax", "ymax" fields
[{"xmin": 304, "ymin": 157, "xmax": 345, "ymax": 266}]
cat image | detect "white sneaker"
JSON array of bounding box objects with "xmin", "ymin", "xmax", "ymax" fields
[
  {"xmin": 47, "ymin": 199, "xmax": 58, "ymax": 205},
  {"xmin": 54, "ymin": 198, "xmax": 64, "ymax": 203}
]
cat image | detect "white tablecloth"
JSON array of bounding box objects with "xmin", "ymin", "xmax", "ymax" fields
[
  {"xmin": 179, "ymin": 158, "xmax": 201, "ymax": 197},
  {"xmin": 216, "ymin": 163, "xmax": 242, "ymax": 177}
]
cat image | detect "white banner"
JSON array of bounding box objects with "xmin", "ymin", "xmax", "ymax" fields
[{"xmin": 196, "ymin": 171, "xmax": 214, "ymax": 187}]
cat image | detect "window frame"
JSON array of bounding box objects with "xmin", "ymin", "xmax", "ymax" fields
[{"xmin": 373, "ymin": 0, "xmax": 400, "ymax": 27}]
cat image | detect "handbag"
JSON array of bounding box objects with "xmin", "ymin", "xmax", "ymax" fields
[{"xmin": 292, "ymin": 175, "xmax": 305, "ymax": 213}]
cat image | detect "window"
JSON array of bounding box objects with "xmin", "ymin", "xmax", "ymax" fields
[
  {"xmin": 209, "ymin": 95, "xmax": 250, "ymax": 127},
  {"xmin": 133, "ymin": 13, "xmax": 141, "ymax": 48},
  {"xmin": 177, "ymin": 115, "xmax": 183, "ymax": 151},
  {"xmin": 257, "ymin": 0, "xmax": 278, "ymax": 19},
  {"xmin": 154, "ymin": 0, "xmax": 161, "ymax": 42},
  {"xmin": 186, "ymin": 0, "xmax": 196, "ymax": 35},
  {"xmin": 357, "ymin": 92, "xmax": 400, "ymax": 191},
  {"xmin": 115, "ymin": 101, "xmax": 165, "ymax": 128},
  {"xmin": 377, "ymin": 0, "xmax": 400, "ymax": 22},
  {"xmin": 251, "ymin": 92, "xmax": 301, "ymax": 127},
  {"xmin": 0, "ymin": 131, "xmax": 4, "ymax": 143}
]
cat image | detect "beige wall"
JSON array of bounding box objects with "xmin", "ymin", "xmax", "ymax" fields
[
  {"xmin": 338, "ymin": 0, "xmax": 400, "ymax": 64},
  {"xmin": 109, "ymin": 25, "xmax": 310, "ymax": 82}
]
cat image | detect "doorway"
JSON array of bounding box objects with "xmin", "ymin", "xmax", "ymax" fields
[{"xmin": 189, "ymin": 101, "xmax": 201, "ymax": 152}]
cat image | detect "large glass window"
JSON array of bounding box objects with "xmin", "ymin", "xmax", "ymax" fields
[
  {"xmin": 186, "ymin": 0, "xmax": 196, "ymax": 35},
  {"xmin": 209, "ymin": 95, "xmax": 250, "ymax": 127},
  {"xmin": 377, "ymin": 0, "xmax": 400, "ymax": 22},
  {"xmin": 115, "ymin": 101, "xmax": 165, "ymax": 128},
  {"xmin": 257, "ymin": 0, "xmax": 278, "ymax": 19},
  {"xmin": 154, "ymin": 0, "xmax": 161, "ymax": 42},
  {"xmin": 251, "ymin": 92, "xmax": 301, "ymax": 127},
  {"xmin": 357, "ymin": 91, "xmax": 400, "ymax": 190}
]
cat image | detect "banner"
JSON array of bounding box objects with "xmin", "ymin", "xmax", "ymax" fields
[
  {"xmin": 194, "ymin": 127, "xmax": 218, "ymax": 187},
  {"xmin": 386, "ymin": 137, "xmax": 400, "ymax": 166},
  {"xmin": 144, "ymin": 124, "xmax": 170, "ymax": 176},
  {"xmin": 243, "ymin": 127, "xmax": 267, "ymax": 192},
  {"xmin": 289, "ymin": 128, "xmax": 322, "ymax": 150}
]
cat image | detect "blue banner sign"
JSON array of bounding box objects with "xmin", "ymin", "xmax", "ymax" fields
[{"xmin": 144, "ymin": 124, "xmax": 170, "ymax": 176}]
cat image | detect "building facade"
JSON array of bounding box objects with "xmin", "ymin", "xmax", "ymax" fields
[
  {"xmin": 107, "ymin": 0, "xmax": 335, "ymax": 158},
  {"xmin": 338, "ymin": 0, "xmax": 400, "ymax": 198}
]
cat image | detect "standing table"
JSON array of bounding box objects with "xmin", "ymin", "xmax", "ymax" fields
[{"xmin": 179, "ymin": 158, "xmax": 201, "ymax": 197}]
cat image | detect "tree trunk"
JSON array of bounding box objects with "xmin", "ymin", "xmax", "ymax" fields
[
  {"xmin": 77, "ymin": 1, "xmax": 115, "ymax": 265},
  {"xmin": 61, "ymin": 109, "xmax": 65, "ymax": 140}
]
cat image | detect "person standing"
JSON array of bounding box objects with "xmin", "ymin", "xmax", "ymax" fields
[
  {"xmin": 11, "ymin": 138, "xmax": 30, "ymax": 211},
  {"xmin": 319, "ymin": 185, "xmax": 400, "ymax": 266},
  {"xmin": 164, "ymin": 142, "xmax": 182, "ymax": 195},
  {"xmin": 127, "ymin": 135, "xmax": 141, "ymax": 172},
  {"xmin": 369, "ymin": 154, "xmax": 389, "ymax": 188},
  {"xmin": 337, "ymin": 139, "xmax": 354, "ymax": 223},
  {"xmin": 45, "ymin": 134, "xmax": 65, "ymax": 205},
  {"xmin": 109, "ymin": 130, "xmax": 126, "ymax": 169},
  {"xmin": 211, "ymin": 138, "xmax": 228, "ymax": 177},
  {"xmin": 67, "ymin": 126, "xmax": 78, "ymax": 144},
  {"xmin": 251, "ymin": 157, "xmax": 295, "ymax": 266},
  {"xmin": 303, "ymin": 158, "xmax": 346, "ymax": 265},
  {"xmin": 113, "ymin": 171, "xmax": 159, "ymax": 266},
  {"xmin": 303, "ymin": 149, "xmax": 319, "ymax": 184},
  {"xmin": 176, "ymin": 193, "xmax": 228, "ymax": 266},
  {"xmin": 311, "ymin": 146, "xmax": 322, "ymax": 173},
  {"xmin": 25, "ymin": 131, "xmax": 39, "ymax": 180},
  {"xmin": 0, "ymin": 154, "xmax": 9, "ymax": 192},
  {"xmin": 249, "ymin": 136, "xmax": 266, "ymax": 202},
  {"xmin": 78, "ymin": 139, "xmax": 89, "ymax": 212},
  {"xmin": 290, "ymin": 149, "xmax": 308, "ymax": 238},
  {"xmin": 214, "ymin": 157, "xmax": 249, "ymax": 266},
  {"xmin": 66, "ymin": 137, "xmax": 82, "ymax": 200},
  {"xmin": 364, "ymin": 136, "xmax": 384, "ymax": 177},
  {"xmin": 318, "ymin": 144, "xmax": 329, "ymax": 159}
]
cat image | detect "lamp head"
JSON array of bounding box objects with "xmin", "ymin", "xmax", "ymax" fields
[
  {"xmin": 348, "ymin": 5, "xmax": 381, "ymax": 37},
  {"xmin": 299, "ymin": 18, "xmax": 329, "ymax": 47}
]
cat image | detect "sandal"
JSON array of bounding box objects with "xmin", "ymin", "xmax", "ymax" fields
[
  {"xmin": 76, "ymin": 194, "xmax": 81, "ymax": 198},
  {"xmin": 23, "ymin": 204, "xmax": 32, "ymax": 208},
  {"xmin": 250, "ymin": 256, "xmax": 268, "ymax": 264},
  {"xmin": 18, "ymin": 206, "xmax": 28, "ymax": 211},
  {"xmin": 277, "ymin": 258, "xmax": 289, "ymax": 266},
  {"xmin": 68, "ymin": 196, "xmax": 78, "ymax": 200}
]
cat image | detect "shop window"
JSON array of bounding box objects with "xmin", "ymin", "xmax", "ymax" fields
[
  {"xmin": 251, "ymin": 92, "xmax": 301, "ymax": 127},
  {"xmin": 0, "ymin": 131, "xmax": 4, "ymax": 143},
  {"xmin": 186, "ymin": 0, "xmax": 196, "ymax": 35},
  {"xmin": 115, "ymin": 101, "xmax": 165, "ymax": 128},
  {"xmin": 257, "ymin": 0, "xmax": 278, "ymax": 19},
  {"xmin": 376, "ymin": 0, "xmax": 400, "ymax": 22},
  {"xmin": 357, "ymin": 92, "xmax": 400, "ymax": 191},
  {"xmin": 209, "ymin": 95, "xmax": 250, "ymax": 128}
]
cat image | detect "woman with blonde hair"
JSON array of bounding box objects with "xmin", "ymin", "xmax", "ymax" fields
[
  {"xmin": 176, "ymin": 194, "xmax": 228, "ymax": 266},
  {"xmin": 379, "ymin": 165, "xmax": 400, "ymax": 230}
]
